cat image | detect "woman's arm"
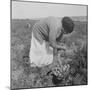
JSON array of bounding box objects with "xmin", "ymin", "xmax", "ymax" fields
[
  {"xmin": 49, "ymin": 27, "xmax": 66, "ymax": 50},
  {"xmin": 49, "ymin": 31, "xmax": 66, "ymax": 50},
  {"xmin": 48, "ymin": 17, "xmax": 66, "ymax": 50}
]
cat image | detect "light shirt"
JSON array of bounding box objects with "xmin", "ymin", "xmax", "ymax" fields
[{"xmin": 32, "ymin": 17, "xmax": 62, "ymax": 44}]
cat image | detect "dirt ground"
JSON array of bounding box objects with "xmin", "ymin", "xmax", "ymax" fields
[{"xmin": 11, "ymin": 18, "xmax": 87, "ymax": 89}]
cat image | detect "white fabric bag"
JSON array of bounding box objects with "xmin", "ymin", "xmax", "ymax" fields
[{"xmin": 29, "ymin": 33, "xmax": 53, "ymax": 67}]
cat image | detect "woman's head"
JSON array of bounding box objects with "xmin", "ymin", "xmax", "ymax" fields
[{"xmin": 61, "ymin": 17, "xmax": 74, "ymax": 34}]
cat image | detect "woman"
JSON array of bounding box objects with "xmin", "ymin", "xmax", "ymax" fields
[{"xmin": 29, "ymin": 16, "xmax": 74, "ymax": 67}]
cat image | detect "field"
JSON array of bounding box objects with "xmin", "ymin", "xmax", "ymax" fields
[{"xmin": 11, "ymin": 17, "xmax": 87, "ymax": 89}]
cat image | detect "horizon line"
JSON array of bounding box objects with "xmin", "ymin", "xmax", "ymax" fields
[{"xmin": 12, "ymin": 15, "xmax": 87, "ymax": 19}]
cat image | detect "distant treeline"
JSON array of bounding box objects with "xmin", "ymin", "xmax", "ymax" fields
[{"xmin": 12, "ymin": 16, "xmax": 87, "ymax": 22}]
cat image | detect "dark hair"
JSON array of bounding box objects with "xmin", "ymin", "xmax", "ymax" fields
[{"xmin": 62, "ymin": 17, "xmax": 74, "ymax": 33}]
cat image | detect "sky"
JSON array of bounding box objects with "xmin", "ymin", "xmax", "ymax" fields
[{"xmin": 12, "ymin": 1, "xmax": 87, "ymax": 19}]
